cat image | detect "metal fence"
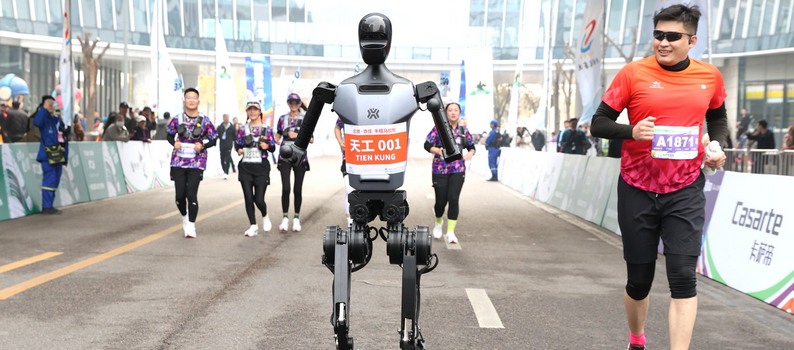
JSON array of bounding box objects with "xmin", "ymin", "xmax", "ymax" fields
[{"xmin": 724, "ymin": 149, "xmax": 794, "ymax": 176}]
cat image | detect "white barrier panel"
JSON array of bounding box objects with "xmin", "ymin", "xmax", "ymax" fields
[
  {"xmin": 701, "ymin": 171, "xmax": 794, "ymax": 312},
  {"xmin": 548, "ymin": 154, "xmax": 589, "ymax": 211},
  {"xmin": 534, "ymin": 152, "xmax": 564, "ymax": 203},
  {"xmin": 149, "ymin": 141, "xmax": 175, "ymax": 187},
  {"xmin": 117, "ymin": 142, "xmax": 157, "ymax": 193},
  {"xmin": 567, "ymin": 156, "xmax": 620, "ymax": 225}
]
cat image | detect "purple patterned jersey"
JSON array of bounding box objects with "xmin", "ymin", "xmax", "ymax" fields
[
  {"xmin": 167, "ymin": 113, "xmax": 218, "ymax": 170},
  {"xmin": 235, "ymin": 123, "xmax": 276, "ymax": 159},
  {"xmin": 426, "ymin": 125, "xmax": 474, "ymax": 175},
  {"xmin": 276, "ymin": 113, "xmax": 308, "ymax": 163}
]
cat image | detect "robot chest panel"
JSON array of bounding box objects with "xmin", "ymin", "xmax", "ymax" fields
[{"xmin": 334, "ymin": 84, "xmax": 417, "ymax": 125}]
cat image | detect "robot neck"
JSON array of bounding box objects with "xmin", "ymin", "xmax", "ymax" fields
[{"xmin": 360, "ymin": 64, "xmax": 396, "ymax": 82}]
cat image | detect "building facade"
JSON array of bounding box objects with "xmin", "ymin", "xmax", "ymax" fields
[{"xmin": 1, "ymin": 0, "xmax": 792, "ymax": 143}]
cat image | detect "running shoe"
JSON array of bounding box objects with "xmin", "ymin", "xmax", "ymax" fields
[
  {"xmin": 432, "ymin": 224, "xmax": 443, "ymax": 239},
  {"xmin": 263, "ymin": 215, "xmax": 272, "ymax": 232},
  {"xmin": 293, "ymin": 218, "xmax": 302, "ymax": 232},
  {"xmin": 445, "ymin": 231, "xmax": 458, "ymax": 244},
  {"xmin": 184, "ymin": 221, "xmax": 197, "ymax": 238},
  {"xmin": 182, "ymin": 215, "xmax": 190, "ymax": 236},
  {"xmin": 627, "ymin": 344, "xmax": 647, "ymax": 350},
  {"xmin": 244, "ymin": 224, "xmax": 258, "ymax": 237},
  {"xmin": 279, "ymin": 217, "xmax": 289, "ymax": 232}
]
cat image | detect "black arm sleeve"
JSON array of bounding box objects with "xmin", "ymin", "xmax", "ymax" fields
[
  {"xmin": 424, "ymin": 140, "xmax": 433, "ymax": 153},
  {"xmin": 590, "ymin": 102, "xmax": 634, "ymax": 140},
  {"xmin": 167, "ymin": 132, "xmax": 175, "ymax": 146},
  {"xmin": 705, "ymin": 102, "xmax": 730, "ymax": 148},
  {"xmin": 202, "ymin": 137, "xmax": 217, "ymax": 149}
]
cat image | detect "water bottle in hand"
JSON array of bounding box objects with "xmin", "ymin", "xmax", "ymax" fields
[{"xmin": 702, "ymin": 140, "xmax": 722, "ymax": 175}]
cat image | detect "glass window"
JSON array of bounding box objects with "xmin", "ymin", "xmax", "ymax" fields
[
  {"xmin": 761, "ymin": 0, "xmax": 775, "ymax": 35},
  {"xmin": 470, "ymin": 0, "xmax": 485, "ymax": 26},
  {"xmin": 272, "ymin": 0, "xmax": 286, "ymax": 21},
  {"xmin": 218, "ymin": 0, "xmax": 234, "ymax": 19},
  {"xmin": 201, "ymin": 0, "xmax": 216, "ymax": 37},
  {"xmin": 15, "ymin": 0, "xmax": 30, "ymax": 20},
  {"xmin": 100, "ymin": 0, "xmax": 114, "ymax": 29},
  {"xmin": 132, "ymin": 0, "xmax": 148, "ymax": 32},
  {"xmin": 237, "ymin": 0, "xmax": 252, "ymax": 40},
  {"xmin": 734, "ymin": 0, "xmax": 747, "ymax": 37},
  {"xmin": 623, "ymin": 0, "xmax": 641, "ymax": 43},
  {"xmin": 184, "ymin": 0, "xmax": 199, "ymax": 37},
  {"xmin": 777, "ymin": 0, "xmax": 792, "ymax": 34},
  {"xmin": 747, "ymin": 0, "xmax": 762, "ymax": 37},
  {"xmin": 82, "ymin": 0, "xmax": 98, "ymax": 27},
  {"xmin": 289, "ymin": 0, "xmax": 305, "ymax": 22},
  {"xmin": 71, "ymin": 0, "xmax": 81, "ymax": 27},
  {"xmin": 1, "ymin": 1, "xmax": 14, "ymax": 19},
  {"xmin": 49, "ymin": 0, "xmax": 62, "ymax": 24},
  {"xmin": 114, "ymin": 0, "xmax": 126, "ymax": 31},
  {"xmin": 606, "ymin": 0, "xmax": 623, "ymax": 38},
  {"xmin": 253, "ymin": 0, "xmax": 270, "ymax": 40},
  {"xmin": 167, "ymin": 0, "xmax": 181, "ymax": 36},
  {"xmin": 718, "ymin": 0, "xmax": 737, "ymax": 39},
  {"xmin": 33, "ymin": 0, "xmax": 46, "ymax": 22}
]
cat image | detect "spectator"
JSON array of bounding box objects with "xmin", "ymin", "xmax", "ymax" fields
[
  {"xmin": 557, "ymin": 119, "xmax": 571, "ymax": 151},
  {"xmin": 153, "ymin": 111, "xmax": 171, "ymax": 140},
  {"xmin": 4, "ymin": 101, "xmax": 29, "ymax": 142},
  {"xmin": 130, "ymin": 115, "xmax": 152, "ymax": 142},
  {"xmin": 142, "ymin": 107, "xmax": 156, "ymax": 133},
  {"xmin": 72, "ymin": 114, "xmax": 85, "ymax": 141},
  {"xmin": 102, "ymin": 114, "xmax": 131, "ymax": 142},
  {"xmin": 783, "ymin": 125, "xmax": 794, "ymax": 150},
  {"xmin": 515, "ymin": 126, "xmax": 530, "ymax": 148},
  {"xmin": 559, "ymin": 118, "xmax": 588, "ymax": 154},
  {"xmin": 746, "ymin": 120, "xmax": 776, "ymax": 174},
  {"xmin": 33, "ymin": 95, "xmax": 67, "ymax": 215},
  {"xmin": 22, "ymin": 110, "xmax": 41, "ymax": 142},
  {"xmin": 485, "ymin": 119, "xmax": 501, "ymax": 181},
  {"xmin": 735, "ymin": 107, "xmax": 754, "ymax": 148},
  {"xmin": 530, "ymin": 128, "xmax": 546, "ymax": 151},
  {"xmin": 217, "ymin": 113, "xmax": 236, "ymax": 179},
  {"xmin": 118, "ymin": 102, "xmax": 137, "ymax": 134}
]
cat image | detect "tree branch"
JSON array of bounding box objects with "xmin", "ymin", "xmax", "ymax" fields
[{"xmin": 96, "ymin": 44, "xmax": 111, "ymax": 63}]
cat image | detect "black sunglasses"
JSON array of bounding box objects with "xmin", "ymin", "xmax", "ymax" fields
[{"xmin": 653, "ymin": 30, "xmax": 694, "ymax": 42}]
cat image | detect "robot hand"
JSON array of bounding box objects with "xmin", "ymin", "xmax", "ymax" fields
[{"xmin": 279, "ymin": 143, "xmax": 305, "ymax": 165}]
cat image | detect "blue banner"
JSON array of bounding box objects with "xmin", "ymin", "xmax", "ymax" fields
[{"xmin": 246, "ymin": 56, "xmax": 273, "ymax": 127}]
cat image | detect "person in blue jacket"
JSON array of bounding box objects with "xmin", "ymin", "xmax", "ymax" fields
[
  {"xmin": 485, "ymin": 119, "xmax": 501, "ymax": 181},
  {"xmin": 33, "ymin": 95, "xmax": 68, "ymax": 215}
]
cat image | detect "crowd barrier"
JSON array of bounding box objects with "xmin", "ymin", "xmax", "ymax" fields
[
  {"xmin": 724, "ymin": 149, "xmax": 794, "ymax": 176},
  {"xmin": 1, "ymin": 142, "xmax": 791, "ymax": 314},
  {"xmin": 471, "ymin": 145, "xmax": 793, "ymax": 314}
]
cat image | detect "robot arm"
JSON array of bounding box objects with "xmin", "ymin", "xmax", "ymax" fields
[
  {"xmin": 279, "ymin": 82, "xmax": 336, "ymax": 164},
  {"xmin": 416, "ymin": 82, "xmax": 462, "ymax": 162}
]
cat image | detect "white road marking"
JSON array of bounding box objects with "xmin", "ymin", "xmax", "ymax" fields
[
  {"xmin": 465, "ymin": 288, "xmax": 504, "ymax": 328},
  {"xmin": 155, "ymin": 212, "xmax": 180, "ymax": 220}
]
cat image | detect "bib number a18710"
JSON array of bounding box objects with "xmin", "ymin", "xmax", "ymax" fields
[
  {"xmin": 344, "ymin": 122, "xmax": 409, "ymax": 175},
  {"xmin": 651, "ymin": 126, "xmax": 699, "ymax": 160}
]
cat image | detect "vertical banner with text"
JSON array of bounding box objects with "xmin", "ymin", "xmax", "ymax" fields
[
  {"xmin": 574, "ymin": 0, "xmax": 604, "ymax": 125},
  {"xmin": 246, "ymin": 56, "xmax": 273, "ymax": 127}
]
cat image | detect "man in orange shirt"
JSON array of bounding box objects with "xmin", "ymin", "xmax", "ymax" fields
[{"xmin": 590, "ymin": 4, "xmax": 728, "ymax": 350}]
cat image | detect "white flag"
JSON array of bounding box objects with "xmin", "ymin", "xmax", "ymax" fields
[
  {"xmin": 653, "ymin": 0, "xmax": 710, "ymax": 60},
  {"xmin": 59, "ymin": 3, "xmax": 73, "ymax": 126},
  {"xmin": 215, "ymin": 19, "xmax": 236, "ymax": 119},
  {"xmin": 150, "ymin": 0, "xmax": 183, "ymax": 118},
  {"xmin": 574, "ymin": 0, "xmax": 604, "ymax": 125}
]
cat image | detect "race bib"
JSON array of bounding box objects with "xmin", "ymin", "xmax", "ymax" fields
[
  {"xmin": 177, "ymin": 145, "xmax": 197, "ymax": 159},
  {"xmin": 344, "ymin": 122, "xmax": 408, "ymax": 175},
  {"xmin": 651, "ymin": 126, "xmax": 699, "ymax": 160},
  {"xmin": 242, "ymin": 147, "xmax": 262, "ymax": 163}
]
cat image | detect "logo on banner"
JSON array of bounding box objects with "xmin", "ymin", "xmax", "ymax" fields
[{"xmin": 581, "ymin": 20, "xmax": 597, "ymax": 53}]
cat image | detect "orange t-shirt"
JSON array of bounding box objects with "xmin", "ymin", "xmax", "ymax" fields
[{"xmin": 602, "ymin": 56, "xmax": 726, "ymax": 194}]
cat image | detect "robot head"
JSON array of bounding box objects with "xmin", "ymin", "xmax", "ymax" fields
[{"xmin": 358, "ymin": 13, "xmax": 392, "ymax": 65}]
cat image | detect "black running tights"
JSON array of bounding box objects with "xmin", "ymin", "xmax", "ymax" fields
[
  {"xmin": 280, "ymin": 165, "xmax": 306, "ymax": 213},
  {"xmin": 241, "ymin": 179, "xmax": 268, "ymax": 225}
]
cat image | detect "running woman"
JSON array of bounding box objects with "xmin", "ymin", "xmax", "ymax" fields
[
  {"xmin": 236, "ymin": 101, "xmax": 277, "ymax": 237},
  {"xmin": 424, "ymin": 102, "xmax": 476, "ymax": 244},
  {"xmin": 166, "ymin": 87, "xmax": 218, "ymax": 238},
  {"xmin": 275, "ymin": 93, "xmax": 312, "ymax": 232}
]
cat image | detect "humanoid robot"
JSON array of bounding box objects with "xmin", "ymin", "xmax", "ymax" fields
[{"xmin": 280, "ymin": 13, "xmax": 461, "ymax": 350}]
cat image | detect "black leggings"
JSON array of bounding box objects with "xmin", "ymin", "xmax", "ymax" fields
[
  {"xmin": 241, "ymin": 178, "xmax": 268, "ymax": 225},
  {"xmin": 432, "ymin": 173, "xmax": 465, "ymax": 220},
  {"xmin": 280, "ymin": 164, "xmax": 307, "ymax": 213},
  {"xmin": 625, "ymin": 254, "xmax": 698, "ymax": 300},
  {"xmin": 171, "ymin": 168, "xmax": 203, "ymax": 222}
]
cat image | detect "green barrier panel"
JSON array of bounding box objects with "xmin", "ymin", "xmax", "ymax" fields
[
  {"xmin": 599, "ymin": 158, "xmax": 621, "ymax": 235},
  {"xmin": 547, "ymin": 154, "xmax": 589, "ymax": 210},
  {"xmin": 2, "ymin": 145, "xmax": 37, "ymax": 218},
  {"xmin": 568, "ymin": 156, "xmax": 620, "ymax": 225},
  {"xmin": 0, "ymin": 146, "xmax": 10, "ymax": 221},
  {"xmin": 8, "ymin": 143, "xmax": 44, "ymax": 212},
  {"xmin": 102, "ymin": 142, "xmax": 128, "ymax": 197},
  {"xmin": 54, "ymin": 144, "xmax": 91, "ymax": 207},
  {"xmin": 117, "ymin": 142, "xmax": 157, "ymax": 193},
  {"xmin": 77, "ymin": 142, "xmax": 111, "ymax": 201},
  {"xmin": 535, "ymin": 152, "xmax": 564, "ymax": 203},
  {"xmin": 150, "ymin": 141, "xmax": 174, "ymax": 187}
]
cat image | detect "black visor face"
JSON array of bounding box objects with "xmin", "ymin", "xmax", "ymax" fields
[{"xmin": 653, "ymin": 30, "xmax": 692, "ymax": 42}]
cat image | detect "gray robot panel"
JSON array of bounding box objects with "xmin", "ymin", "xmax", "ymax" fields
[{"xmin": 333, "ymin": 83, "xmax": 418, "ymax": 126}]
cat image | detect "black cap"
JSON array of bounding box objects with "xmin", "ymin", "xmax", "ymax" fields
[{"xmin": 119, "ymin": 102, "xmax": 129, "ymax": 108}]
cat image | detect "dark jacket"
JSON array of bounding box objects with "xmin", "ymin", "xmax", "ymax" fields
[
  {"xmin": 217, "ymin": 121, "xmax": 237, "ymax": 149},
  {"xmin": 747, "ymin": 129, "xmax": 776, "ymax": 149}
]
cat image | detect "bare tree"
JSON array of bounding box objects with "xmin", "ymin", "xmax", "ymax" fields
[
  {"xmin": 552, "ymin": 42, "xmax": 576, "ymax": 133},
  {"xmin": 76, "ymin": 32, "xmax": 110, "ymax": 131}
]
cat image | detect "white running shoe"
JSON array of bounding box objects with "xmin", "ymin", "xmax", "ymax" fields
[
  {"xmin": 184, "ymin": 221, "xmax": 197, "ymax": 238},
  {"xmin": 223, "ymin": 174, "xmax": 228, "ymax": 180},
  {"xmin": 263, "ymin": 215, "xmax": 272, "ymax": 232},
  {"xmin": 182, "ymin": 215, "xmax": 189, "ymax": 232},
  {"xmin": 432, "ymin": 224, "xmax": 443, "ymax": 239},
  {"xmin": 279, "ymin": 217, "xmax": 289, "ymax": 232},
  {"xmin": 244, "ymin": 224, "xmax": 258, "ymax": 237},
  {"xmin": 292, "ymin": 218, "xmax": 302, "ymax": 232},
  {"xmin": 445, "ymin": 231, "xmax": 458, "ymax": 244}
]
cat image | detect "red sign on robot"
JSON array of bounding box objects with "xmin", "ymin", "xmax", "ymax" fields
[{"xmin": 344, "ymin": 122, "xmax": 408, "ymax": 175}]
